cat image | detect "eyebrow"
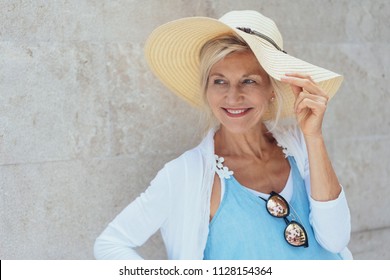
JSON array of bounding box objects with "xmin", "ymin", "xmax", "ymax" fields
[{"xmin": 209, "ymin": 73, "xmax": 262, "ymax": 78}]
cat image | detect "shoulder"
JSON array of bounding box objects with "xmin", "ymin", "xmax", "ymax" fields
[
  {"xmin": 156, "ymin": 142, "xmax": 212, "ymax": 200},
  {"xmin": 164, "ymin": 146, "xmax": 204, "ymax": 172},
  {"xmin": 164, "ymin": 128, "xmax": 215, "ymax": 173}
]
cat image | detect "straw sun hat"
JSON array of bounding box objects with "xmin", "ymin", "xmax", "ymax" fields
[{"xmin": 145, "ymin": 10, "xmax": 343, "ymax": 119}]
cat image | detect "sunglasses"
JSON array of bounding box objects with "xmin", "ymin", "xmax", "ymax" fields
[{"xmin": 261, "ymin": 191, "xmax": 309, "ymax": 248}]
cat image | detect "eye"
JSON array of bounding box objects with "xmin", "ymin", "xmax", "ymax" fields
[
  {"xmin": 213, "ymin": 79, "xmax": 227, "ymax": 85},
  {"xmin": 242, "ymin": 79, "xmax": 256, "ymax": 85}
]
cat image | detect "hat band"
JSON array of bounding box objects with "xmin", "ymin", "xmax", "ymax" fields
[{"xmin": 236, "ymin": 27, "xmax": 287, "ymax": 54}]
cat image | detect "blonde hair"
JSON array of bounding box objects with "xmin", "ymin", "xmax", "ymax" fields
[{"xmin": 198, "ymin": 33, "xmax": 283, "ymax": 134}]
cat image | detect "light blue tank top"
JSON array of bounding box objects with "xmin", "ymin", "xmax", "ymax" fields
[{"xmin": 203, "ymin": 156, "xmax": 342, "ymax": 260}]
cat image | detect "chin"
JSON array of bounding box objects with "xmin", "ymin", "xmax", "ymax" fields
[{"xmin": 220, "ymin": 123, "xmax": 259, "ymax": 135}]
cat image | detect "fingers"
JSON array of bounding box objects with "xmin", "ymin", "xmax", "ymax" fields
[
  {"xmin": 280, "ymin": 73, "xmax": 328, "ymax": 115},
  {"xmin": 295, "ymin": 94, "xmax": 327, "ymax": 115},
  {"xmin": 294, "ymin": 91, "xmax": 327, "ymax": 111},
  {"xmin": 285, "ymin": 72, "xmax": 315, "ymax": 82},
  {"xmin": 281, "ymin": 73, "xmax": 328, "ymax": 98}
]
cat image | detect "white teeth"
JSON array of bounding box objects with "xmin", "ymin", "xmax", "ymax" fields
[{"xmin": 226, "ymin": 109, "xmax": 246, "ymax": 114}]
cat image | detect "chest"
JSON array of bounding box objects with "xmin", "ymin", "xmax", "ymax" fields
[{"xmin": 225, "ymin": 155, "xmax": 290, "ymax": 194}]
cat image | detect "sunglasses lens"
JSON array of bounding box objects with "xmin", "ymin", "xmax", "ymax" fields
[
  {"xmin": 263, "ymin": 192, "xmax": 309, "ymax": 248},
  {"xmin": 284, "ymin": 221, "xmax": 308, "ymax": 247},
  {"xmin": 267, "ymin": 195, "xmax": 289, "ymax": 217}
]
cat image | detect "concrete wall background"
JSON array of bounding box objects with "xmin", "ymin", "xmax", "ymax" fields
[{"xmin": 0, "ymin": 0, "xmax": 389, "ymax": 259}]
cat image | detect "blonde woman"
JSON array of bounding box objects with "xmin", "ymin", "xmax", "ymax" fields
[{"xmin": 94, "ymin": 10, "xmax": 351, "ymax": 260}]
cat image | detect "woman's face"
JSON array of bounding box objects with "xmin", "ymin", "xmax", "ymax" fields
[{"xmin": 206, "ymin": 50, "xmax": 274, "ymax": 134}]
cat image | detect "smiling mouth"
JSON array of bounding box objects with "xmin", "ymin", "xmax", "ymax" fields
[{"xmin": 223, "ymin": 108, "xmax": 251, "ymax": 117}]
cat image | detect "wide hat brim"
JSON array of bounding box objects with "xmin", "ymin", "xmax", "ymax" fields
[{"xmin": 145, "ymin": 15, "xmax": 343, "ymax": 119}]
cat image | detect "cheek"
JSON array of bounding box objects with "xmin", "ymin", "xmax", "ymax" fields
[
  {"xmin": 206, "ymin": 90, "xmax": 219, "ymax": 109},
  {"xmin": 250, "ymin": 90, "xmax": 272, "ymax": 107},
  {"xmin": 257, "ymin": 85, "xmax": 274, "ymax": 103}
]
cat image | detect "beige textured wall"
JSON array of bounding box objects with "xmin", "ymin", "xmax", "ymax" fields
[{"xmin": 0, "ymin": 0, "xmax": 389, "ymax": 259}]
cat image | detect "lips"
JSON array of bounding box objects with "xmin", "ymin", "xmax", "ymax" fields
[{"xmin": 223, "ymin": 108, "xmax": 251, "ymax": 117}]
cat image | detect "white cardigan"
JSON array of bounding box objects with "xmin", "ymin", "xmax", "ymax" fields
[{"xmin": 94, "ymin": 124, "xmax": 352, "ymax": 259}]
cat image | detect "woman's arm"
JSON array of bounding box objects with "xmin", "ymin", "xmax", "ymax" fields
[
  {"xmin": 281, "ymin": 73, "xmax": 351, "ymax": 252},
  {"xmin": 281, "ymin": 73, "xmax": 341, "ymax": 201},
  {"xmin": 305, "ymin": 136, "xmax": 341, "ymax": 201},
  {"xmin": 94, "ymin": 167, "xmax": 170, "ymax": 259}
]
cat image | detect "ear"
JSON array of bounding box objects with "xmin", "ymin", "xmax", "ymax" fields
[{"xmin": 270, "ymin": 90, "xmax": 276, "ymax": 102}]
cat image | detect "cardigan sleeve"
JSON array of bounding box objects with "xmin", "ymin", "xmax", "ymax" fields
[
  {"xmin": 308, "ymin": 185, "xmax": 351, "ymax": 254},
  {"xmin": 94, "ymin": 166, "xmax": 170, "ymax": 260},
  {"xmin": 299, "ymin": 132, "xmax": 351, "ymax": 254}
]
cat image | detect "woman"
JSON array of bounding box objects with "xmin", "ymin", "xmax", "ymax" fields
[{"xmin": 94, "ymin": 10, "xmax": 351, "ymax": 260}]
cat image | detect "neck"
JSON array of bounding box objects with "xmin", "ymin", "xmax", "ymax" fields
[{"xmin": 214, "ymin": 123, "xmax": 276, "ymax": 159}]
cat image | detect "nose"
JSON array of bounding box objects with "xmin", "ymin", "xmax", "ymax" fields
[{"xmin": 225, "ymin": 85, "xmax": 243, "ymax": 105}]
